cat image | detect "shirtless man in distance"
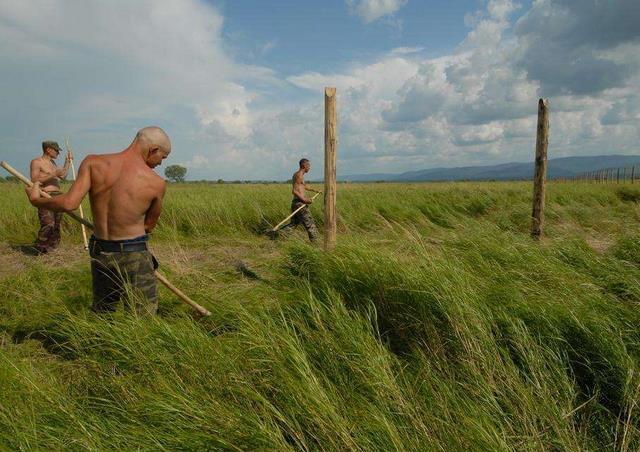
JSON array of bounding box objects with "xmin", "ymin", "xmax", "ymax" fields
[
  {"xmin": 280, "ymin": 158, "xmax": 320, "ymax": 242},
  {"xmin": 30, "ymin": 141, "xmax": 73, "ymax": 253},
  {"xmin": 26, "ymin": 127, "xmax": 170, "ymax": 315}
]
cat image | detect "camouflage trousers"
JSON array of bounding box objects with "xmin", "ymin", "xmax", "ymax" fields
[
  {"xmin": 35, "ymin": 191, "xmax": 63, "ymax": 252},
  {"xmin": 281, "ymin": 199, "xmax": 318, "ymax": 242},
  {"xmin": 89, "ymin": 239, "xmax": 158, "ymax": 316}
]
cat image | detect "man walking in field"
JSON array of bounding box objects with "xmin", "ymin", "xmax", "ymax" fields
[
  {"xmin": 280, "ymin": 158, "xmax": 320, "ymax": 242},
  {"xmin": 30, "ymin": 141, "xmax": 73, "ymax": 253},
  {"xmin": 25, "ymin": 127, "xmax": 170, "ymax": 316}
]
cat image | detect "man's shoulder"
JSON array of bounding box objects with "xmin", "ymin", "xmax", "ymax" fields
[
  {"xmin": 150, "ymin": 170, "xmax": 165, "ymax": 185},
  {"xmin": 83, "ymin": 152, "xmax": 120, "ymax": 167},
  {"xmin": 139, "ymin": 165, "xmax": 166, "ymax": 188},
  {"xmin": 30, "ymin": 156, "xmax": 43, "ymax": 166}
]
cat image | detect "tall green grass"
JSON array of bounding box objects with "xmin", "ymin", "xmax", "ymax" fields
[{"xmin": 1, "ymin": 181, "xmax": 639, "ymax": 449}]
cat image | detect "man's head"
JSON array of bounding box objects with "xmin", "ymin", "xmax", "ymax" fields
[
  {"xmin": 42, "ymin": 140, "xmax": 62, "ymax": 159},
  {"xmin": 299, "ymin": 158, "xmax": 310, "ymax": 173},
  {"xmin": 134, "ymin": 126, "xmax": 171, "ymax": 168}
]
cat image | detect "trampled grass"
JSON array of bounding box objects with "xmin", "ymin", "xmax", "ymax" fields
[{"xmin": 1, "ymin": 180, "xmax": 639, "ymax": 450}]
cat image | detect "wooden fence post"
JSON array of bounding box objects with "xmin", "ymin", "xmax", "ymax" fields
[
  {"xmin": 531, "ymin": 98, "xmax": 549, "ymax": 240},
  {"xmin": 324, "ymin": 87, "xmax": 337, "ymax": 251},
  {"xmin": 632, "ymin": 166, "xmax": 636, "ymax": 184}
]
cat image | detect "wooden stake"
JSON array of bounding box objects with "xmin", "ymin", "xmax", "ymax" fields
[
  {"xmin": 0, "ymin": 160, "xmax": 211, "ymax": 316},
  {"xmin": 324, "ymin": 87, "xmax": 337, "ymax": 251},
  {"xmin": 271, "ymin": 192, "xmax": 320, "ymax": 232},
  {"xmin": 66, "ymin": 138, "xmax": 89, "ymax": 250},
  {"xmin": 531, "ymin": 98, "xmax": 549, "ymax": 240}
]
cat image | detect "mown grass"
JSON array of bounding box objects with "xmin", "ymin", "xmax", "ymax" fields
[{"xmin": 1, "ymin": 180, "xmax": 640, "ymax": 450}]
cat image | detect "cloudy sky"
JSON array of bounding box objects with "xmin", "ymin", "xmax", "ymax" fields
[{"xmin": 1, "ymin": 0, "xmax": 639, "ymax": 180}]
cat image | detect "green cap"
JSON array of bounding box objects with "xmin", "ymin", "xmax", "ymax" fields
[{"xmin": 42, "ymin": 140, "xmax": 62, "ymax": 152}]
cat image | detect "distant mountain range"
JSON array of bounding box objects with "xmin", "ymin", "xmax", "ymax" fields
[{"xmin": 341, "ymin": 155, "xmax": 640, "ymax": 182}]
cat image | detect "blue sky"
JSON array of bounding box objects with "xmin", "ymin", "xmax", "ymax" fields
[
  {"xmin": 0, "ymin": 0, "xmax": 638, "ymax": 180},
  {"xmin": 220, "ymin": 1, "xmax": 494, "ymax": 71}
]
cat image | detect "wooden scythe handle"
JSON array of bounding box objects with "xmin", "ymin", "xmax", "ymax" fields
[
  {"xmin": 271, "ymin": 192, "xmax": 320, "ymax": 232},
  {"xmin": 1, "ymin": 160, "xmax": 211, "ymax": 317}
]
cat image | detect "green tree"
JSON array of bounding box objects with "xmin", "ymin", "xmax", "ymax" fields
[{"xmin": 164, "ymin": 165, "xmax": 187, "ymax": 183}]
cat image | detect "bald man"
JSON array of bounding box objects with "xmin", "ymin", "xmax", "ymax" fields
[{"xmin": 25, "ymin": 127, "xmax": 171, "ymax": 316}]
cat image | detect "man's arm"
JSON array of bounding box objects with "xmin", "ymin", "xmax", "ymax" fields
[
  {"xmin": 144, "ymin": 181, "xmax": 167, "ymax": 233},
  {"xmin": 305, "ymin": 183, "xmax": 321, "ymax": 194},
  {"xmin": 56, "ymin": 151, "xmax": 72, "ymax": 179},
  {"xmin": 26, "ymin": 157, "xmax": 92, "ymax": 211}
]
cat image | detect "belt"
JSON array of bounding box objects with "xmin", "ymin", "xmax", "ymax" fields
[{"xmin": 89, "ymin": 236, "xmax": 148, "ymax": 253}]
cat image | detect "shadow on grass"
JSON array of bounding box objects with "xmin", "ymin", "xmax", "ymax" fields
[{"xmin": 9, "ymin": 243, "xmax": 42, "ymax": 256}]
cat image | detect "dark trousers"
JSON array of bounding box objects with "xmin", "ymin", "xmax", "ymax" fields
[
  {"xmin": 89, "ymin": 237, "xmax": 158, "ymax": 316},
  {"xmin": 35, "ymin": 192, "xmax": 63, "ymax": 252},
  {"xmin": 281, "ymin": 199, "xmax": 318, "ymax": 242}
]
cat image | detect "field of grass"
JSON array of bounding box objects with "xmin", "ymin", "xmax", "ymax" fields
[{"xmin": 1, "ymin": 180, "xmax": 640, "ymax": 450}]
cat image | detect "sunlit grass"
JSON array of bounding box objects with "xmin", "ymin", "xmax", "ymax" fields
[{"xmin": 1, "ymin": 180, "xmax": 639, "ymax": 449}]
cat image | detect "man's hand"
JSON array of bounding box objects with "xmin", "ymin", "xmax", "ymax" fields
[
  {"xmin": 65, "ymin": 150, "xmax": 73, "ymax": 163},
  {"xmin": 25, "ymin": 181, "xmax": 44, "ymax": 206},
  {"xmin": 304, "ymin": 197, "xmax": 313, "ymax": 205}
]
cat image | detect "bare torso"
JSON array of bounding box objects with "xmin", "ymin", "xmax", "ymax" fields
[
  {"xmin": 292, "ymin": 169, "xmax": 305, "ymax": 200},
  {"xmin": 30, "ymin": 157, "xmax": 62, "ymax": 192},
  {"xmin": 85, "ymin": 152, "xmax": 166, "ymax": 240}
]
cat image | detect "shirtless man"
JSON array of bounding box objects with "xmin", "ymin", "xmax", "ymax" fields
[
  {"xmin": 280, "ymin": 158, "xmax": 319, "ymax": 242},
  {"xmin": 26, "ymin": 127, "xmax": 170, "ymax": 316},
  {"xmin": 30, "ymin": 141, "xmax": 73, "ymax": 253}
]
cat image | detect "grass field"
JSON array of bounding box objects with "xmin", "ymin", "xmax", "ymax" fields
[{"xmin": 1, "ymin": 180, "xmax": 640, "ymax": 450}]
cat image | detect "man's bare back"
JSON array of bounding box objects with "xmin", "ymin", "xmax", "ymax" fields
[{"xmin": 26, "ymin": 127, "xmax": 170, "ymax": 240}]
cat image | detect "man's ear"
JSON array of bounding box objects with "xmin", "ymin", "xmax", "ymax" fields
[{"xmin": 145, "ymin": 147, "xmax": 160, "ymax": 161}]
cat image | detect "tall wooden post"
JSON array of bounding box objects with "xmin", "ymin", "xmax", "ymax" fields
[
  {"xmin": 324, "ymin": 87, "xmax": 337, "ymax": 251},
  {"xmin": 632, "ymin": 166, "xmax": 636, "ymax": 184},
  {"xmin": 531, "ymin": 98, "xmax": 549, "ymax": 240}
]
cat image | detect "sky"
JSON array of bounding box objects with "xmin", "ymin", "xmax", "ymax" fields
[{"xmin": 0, "ymin": 0, "xmax": 639, "ymax": 180}]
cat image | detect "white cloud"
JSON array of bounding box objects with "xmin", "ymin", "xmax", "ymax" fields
[
  {"xmin": 281, "ymin": 0, "xmax": 640, "ymax": 174},
  {"xmin": 0, "ymin": 0, "xmax": 282, "ymax": 179},
  {"xmin": 1, "ymin": 0, "xmax": 639, "ymax": 180},
  {"xmin": 346, "ymin": 0, "xmax": 408, "ymax": 23}
]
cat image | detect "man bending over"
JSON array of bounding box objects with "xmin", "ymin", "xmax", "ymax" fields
[{"xmin": 26, "ymin": 127, "xmax": 170, "ymax": 316}]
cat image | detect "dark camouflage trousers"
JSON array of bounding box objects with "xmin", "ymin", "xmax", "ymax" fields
[
  {"xmin": 281, "ymin": 199, "xmax": 318, "ymax": 242},
  {"xmin": 90, "ymin": 248, "xmax": 158, "ymax": 316},
  {"xmin": 35, "ymin": 191, "xmax": 63, "ymax": 252}
]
